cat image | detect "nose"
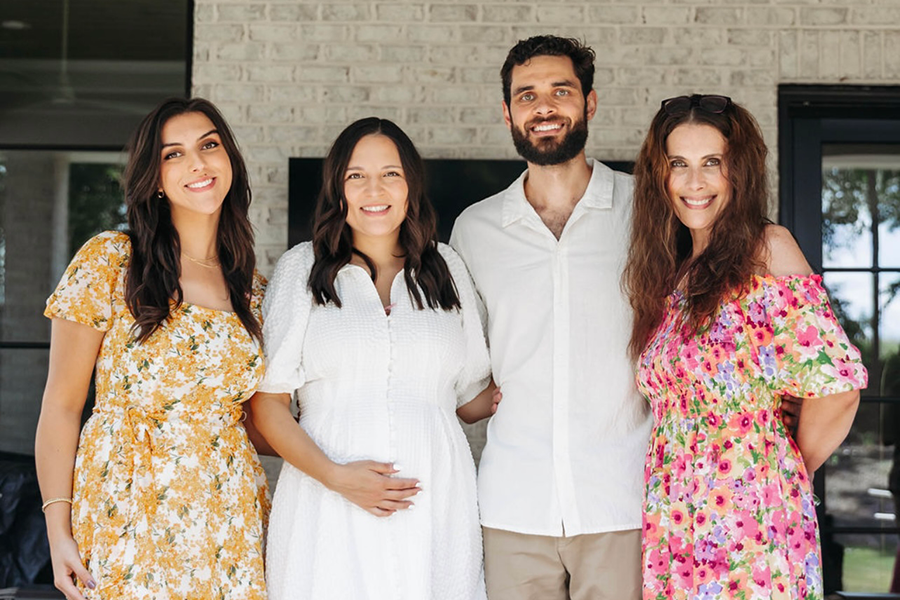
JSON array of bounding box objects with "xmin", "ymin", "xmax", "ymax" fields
[
  {"xmin": 686, "ymin": 167, "xmax": 706, "ymax": 190},
  {"xmin": 188, "ymin": 150, "xmax": 206, "ymax": 172},
  {"xmin": 533, "ymin": 94, "xmax": 557, "ymax": 116},
  {"xmin": 365, "ymin": 175, "xmax": 385, "ymax": 196}
]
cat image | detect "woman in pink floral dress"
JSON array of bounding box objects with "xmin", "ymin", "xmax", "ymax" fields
[{"xmin": 624, "ymin": 95, "xmax": 867, "ymax": 599}]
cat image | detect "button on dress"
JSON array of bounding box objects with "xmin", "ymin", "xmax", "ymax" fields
[
  {"xmin": 260, "ymin": 242, "xmax": 491, "ymax": 600},
  {"xmin": 45, "ymin": 231, "xmax": 269, "ymax": 600}
]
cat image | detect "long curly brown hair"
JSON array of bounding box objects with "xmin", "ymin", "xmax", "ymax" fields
[
  {"xmin": 123, "ymin": 97, "xmax": 261, "ymax": 344},
  {"xmin": 624, "ymin": 96, "xmax": 770, "ymax": 360}
]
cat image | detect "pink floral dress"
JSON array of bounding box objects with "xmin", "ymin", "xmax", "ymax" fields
[{"xmin": 638, "ymin": 275, "xmax": 867, "ymax": 599}]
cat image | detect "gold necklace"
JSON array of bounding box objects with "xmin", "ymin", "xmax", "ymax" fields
[{"xmin": 181, "ymin": 251, "xmax": 220, "ymax": 269}]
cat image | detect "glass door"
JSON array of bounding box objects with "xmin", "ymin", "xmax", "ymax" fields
[{"xmin": 780, "ymin": 86, "xmax": 900, "ymax": 594}]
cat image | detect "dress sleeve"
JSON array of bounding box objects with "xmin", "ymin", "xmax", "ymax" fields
[
  {"xmin": 44, "ymin": 231, "xmax": 129, "ymax": 332},
  {"xmin": 439, "ymin": 244, "xmax": 491, "ymax": 408},
  {"xmin": 250, "ymin": 270, "xmax": 267, "ymax": 323},
  {"xmin": 760, "ymin": 275, "xmax": 868, "ymax": 398},
  {"xmin": 258, "ymin": 243, "xmax": 315, "ymax": 394}
]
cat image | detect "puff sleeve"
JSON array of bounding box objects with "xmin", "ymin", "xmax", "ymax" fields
[
  {"xmin": 438, "ymin": 243, "xmax": 491, "ymax": 407},
  {"xmin": 753, "ymin": 274, "xmax": 868, "ymax": 398},
  {"xmin": 44, "ymin": 231, "xmax": 129, "ymax": 332},
  {"xmin": 258, "ymin": 242, "xmax": 316, "ymax": 394}
]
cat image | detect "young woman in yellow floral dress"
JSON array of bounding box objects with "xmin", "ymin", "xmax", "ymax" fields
[{"xmin": 35, "ymin": 98, "xmax": 270, "ymax": 600}]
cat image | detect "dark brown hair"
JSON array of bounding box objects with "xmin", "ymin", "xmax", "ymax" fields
[
  {"xmin": 308, "ymin": 117, "xmax": 460, "ymax": 311},
  {"xmin": 123, "ymin": 97, "xmax": 261, "ymax": 343},
  {"xmin": 624, "ymin": 96, "xmax": 770, "ymax": 360},
  {"xmin": 500, "ymin": 35, "xmax": 595, "ymax": 108}
]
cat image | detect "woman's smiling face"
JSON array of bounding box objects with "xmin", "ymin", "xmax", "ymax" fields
[{"xmin": 665, "ymin": 122, "xmax": 731, "ymax": 254}]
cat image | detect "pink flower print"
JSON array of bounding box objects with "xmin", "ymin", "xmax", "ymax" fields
[
  {"xmin": 671, "ymin": 508, "xmax": 685, "ymax": 527},
  {"xmin": 717, "ymin": 458, "xmax": 732, "ymax": 476},
  {"xmin": 727, "ymin": 412, "xmax": 754, "ymax": 436},
  {"xmin": 796, "ymin": 325, "xmax": 825, "ymax": 360},
  {"xmin": 682, "ymin": 342, "xmax": 701, "ymax": 371}
]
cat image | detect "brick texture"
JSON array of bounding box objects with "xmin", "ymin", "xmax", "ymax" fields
[
  {"xmin": 193, "ymin": 0, "xmax": 899, "ymax": 271},
  {"xmin": 192, "ymin": 0, "xmax": 898, "ymax": 463}
]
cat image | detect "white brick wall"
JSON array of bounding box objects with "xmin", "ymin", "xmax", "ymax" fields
[{"xmin": 193, "ymin": 1, "xmax": 900, "ymax": 269}]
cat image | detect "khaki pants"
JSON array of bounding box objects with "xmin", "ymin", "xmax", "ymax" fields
[{"xmin": 482, "ymin": 527, "xmax": 641, "ymax": 600}]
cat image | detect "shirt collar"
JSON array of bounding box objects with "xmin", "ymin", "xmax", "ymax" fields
[{"xmin": 501, "ymin": 157, "xmax": 614, "ymax": 227}]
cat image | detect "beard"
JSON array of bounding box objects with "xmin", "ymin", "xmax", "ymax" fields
[{"xmin": 510, "ymin": 109, "xmax": 589, "ymax": 166}]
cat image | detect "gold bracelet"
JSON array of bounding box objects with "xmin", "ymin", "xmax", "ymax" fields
[{"xmin": 41, "ymin": 497, "xmax": 73, "ymax": 513}]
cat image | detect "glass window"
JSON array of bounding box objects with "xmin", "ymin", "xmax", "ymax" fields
[{"xmin": 0, "ymin": 150, "xmax": 126, "ymax": 455}]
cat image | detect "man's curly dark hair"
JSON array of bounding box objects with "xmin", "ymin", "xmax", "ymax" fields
[{"xmin": 500, "ymin": 35, "xmax": 596, "ymax": 107}]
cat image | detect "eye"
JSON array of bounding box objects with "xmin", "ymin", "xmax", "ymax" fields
[
  {"xmin": 555, "ymin": 89, "xmax": 570, "ymax": 97},
  {"xmin": 519, "ymin": 93, "xmax": 535, "ymax": 102},
  {"xmin": 201, "ymin": 139, "xmax": 220, "ymax": 151},
  {"xmin": 383, "ymin": 170, "xmax": 401, "ymax": 177},
  {"xmin": 669, "ymin": 159, "xmax": 686, "ymax": 168},
  {"xmin": 704, "ymin": 157, "xmax": 721, "ymax": 167},
  {"xmin": 346, "ymin": 172, "xmax": 363, "ymax": 180},
  {"xmin": 163, "ymin": 150, "xmax": 182, "ymax": 160}
]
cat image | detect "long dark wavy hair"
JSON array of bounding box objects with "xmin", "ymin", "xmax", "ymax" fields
[
  {"xmin": 123, "ymin": 97, "xmax": 262, "ymax": 343},
  {"xmin": 308, "ymin": 117, "xmax": 460, "ymax": 311},
  {"xmin": 624, "ymin": 96, "xmax": 770, "ymax": 360}
]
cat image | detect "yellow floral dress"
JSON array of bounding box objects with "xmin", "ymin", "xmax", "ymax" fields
[{"xmin": 45, "ymin": 231, "xmax": 269, "ymax": 600}]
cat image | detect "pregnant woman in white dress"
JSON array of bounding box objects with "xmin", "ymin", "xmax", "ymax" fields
[{"xmin": 251, "ymin": 117, "xmax": 497, "ymax": 600}]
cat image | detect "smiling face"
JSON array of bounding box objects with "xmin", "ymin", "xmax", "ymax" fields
[
  {"xmin": 666, "ymin": 123, "xmax": 732, "ymax": 255},
  {"xmin": 503, "ymin": 54, "xmax": 596, "ymax": 166},
  {"xmin": 159, "ymin": 111, "xmax": 233, "ymax": 221},
  {"xmin": 343, "ymin": 134, "xmax": 409, "ymax": 246}
]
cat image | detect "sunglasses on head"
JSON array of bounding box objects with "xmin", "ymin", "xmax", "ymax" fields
[{"xmin": 661, "ymin": 94, "xmax": 732, "ymax": 115}]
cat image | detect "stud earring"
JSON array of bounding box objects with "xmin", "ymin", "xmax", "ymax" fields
[{"xmin": 157, "ymin": 190, "xmax": 165, "ymax": 199}]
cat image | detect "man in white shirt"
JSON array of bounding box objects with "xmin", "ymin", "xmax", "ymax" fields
[{"xmin": 450, "ymin": 35, "xmax": 652, "ymax": 599}]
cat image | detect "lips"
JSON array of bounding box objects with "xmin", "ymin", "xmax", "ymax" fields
[
  {"xmin": 528, "ymin": 119, "xmax": 565, "ymax": 136},
  {"xmin": 185, "ymin": 177, "xmax": 215, "ymax": 191},
  {"xmin": 360, "ymin": 205, "xmax": 390, "ymax": 215},
  {"xmin": 681, "ymin": 196, "xmax": 715, "ymax": 209}
]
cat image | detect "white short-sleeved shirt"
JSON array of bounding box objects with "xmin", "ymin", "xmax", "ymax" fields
[{"xmin": 450, "ymin": 158, "xmax": 652, "ymax": 537}]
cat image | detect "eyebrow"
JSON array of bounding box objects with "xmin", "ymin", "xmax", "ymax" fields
[
  {"xmin": 512, "ymin": 80, "xmax": 578, "ymax": 96},
  {"xmin": 346, "ymin": 164, "xmax": 404, "ymax": 170},
  {"xmin": 161, "ymin": 129, "xmax": 219, "ymax": 149}
]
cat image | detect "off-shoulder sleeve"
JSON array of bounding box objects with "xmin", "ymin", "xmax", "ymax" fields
[
  {"xmin": 44, "ymin": 231, "xmax": 129, "ymax": 332},
  {"xmin": 756, "ymin": 275, "xmax": 868, "ymax": 398},
  {"xmin": 439, "ymin": 243, "xmax": 491, "ymax": 408},
  {"xmin": 258, "ymin": 243, "xmax": 315, "ymax": 394}
]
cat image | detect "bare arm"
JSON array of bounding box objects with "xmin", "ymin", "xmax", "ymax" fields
[
  {"xmin": 249, "ymin": 391, "xmax": 421, "ymax": 517},
  {"xmin": 795, "ymin": 390, "xmax": 860, "ymax": 474},
  {"xmin": 240, "ymin": 400, "xmax": 278, "ymax": 456},
  {"xmin": 456, "ymin": 380, "xmax": 501, "ymax": 424},
  {"xmin": 34, "ymin": 319, "xmax": 102, "ymax": 599},
  {"xmin": 762, "ymin": 225, "xmax": 861, "ymax": 473}
]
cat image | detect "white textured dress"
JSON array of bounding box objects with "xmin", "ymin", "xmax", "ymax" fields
[{"xmin": 260, "ymin": 242, "xmax": 491, "ymax": 600}]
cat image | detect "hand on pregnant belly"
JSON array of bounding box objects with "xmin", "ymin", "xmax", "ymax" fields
[{"xmin": 326, "ymin": 460, "xmax": 421, "ymax": 517}]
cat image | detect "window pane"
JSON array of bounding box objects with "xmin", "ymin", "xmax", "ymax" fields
[
  {"xmin": 0, "ymin": 150, "xmax": 124, "ymax": 456},
  {"xmin": 884, "ymin": 273, "xmax": 900, "ymax": 378},
  {"xmin": 821, "ymin": 165, "xmax": 873, "ymax": 268},
  {"xmin": 0, "ymin": 347, "xmax": 49, "ymax": 455},
  {"xmin": 834, "ymin": 533, "xmax": 899, "ymax": 593}
]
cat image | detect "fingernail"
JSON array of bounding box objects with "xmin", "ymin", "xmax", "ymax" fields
[
  {"xmin": 88, "ymin": 580, "xmax": 97, "ymax": 589},
  {"xmin": 392, "ymin": 463, "xmax": 403, "ymax": 471},
  {"xmin": 408, "ymin": 503, "xmax": 416, "ymax": 510}
]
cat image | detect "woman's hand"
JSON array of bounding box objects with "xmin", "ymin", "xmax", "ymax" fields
[
  {"xmin": 457, "ymin": 380, "xmax": 501, "ymax": 424},
  {"xmin": 48, "ymin": 529, "xmax": 95, "ymax": 600},
  {"xmin": 325, "ymin": 461, "xmax": 420, "ymax": 517}
]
